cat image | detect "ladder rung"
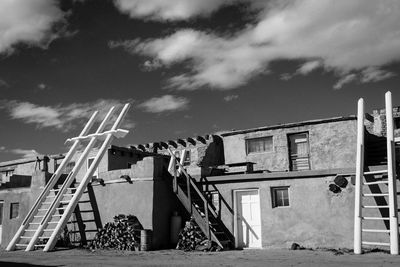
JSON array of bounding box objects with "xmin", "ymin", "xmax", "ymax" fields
[
  {"xmin": 362, "ymin": 205, "xmax": 389, "ymax": 209},
  {"xmin": 363, "ymin": 193, "xmax": 389, "ymax": 197},
  {"xmin": 52, "ymin": 214, "xmax": 63, "ymax": 217},
  {"xmin": 43, "ymin": 229, "xmax": 56, "ymax": 232},
  {"xmin": 38, "ymin": 236, "xmax": 50, "ymax": 239},
  {"xmin": 29, "ymin": 223, "xmax": 40, "ymax": 225},
  {"xmin": 362, "ymin": 241, "xmax": 390, "ymax": 246},
  {"xmin": 362, "ymin": 217, "xmax": 390, "ymax": 220},
  {"xmin": 362, "ymin": 229, "xmax": 390, "ymax": 233},
  {"xmin": 363, "ymin": 181, "xmax": 388, "ymax": 185},
  {"xmin": 15, "ymin": 244, "xmax": 28, "ymax": 247},
  {"xmin": 60, "ymin": 200, "xmax": 70, "ymax": 204},
  {"xmin": 34, "ymin": 244, "xmax": 46, "ymax": 247},
  {"xmin": 34, "ymin": 215, "xmax": 44, "ymax": 218},
  {"xmin": 20, "ymin": 236, "xmax": 31, "ymax": 239},
  {"xmin": 63, "ymin": 193, "xmax": 75, "ymax": 196},
  {"xmin": 25, "ymin": 229, "xmax": 37, "ymax": 232},
  {"xmin": 364, "ymin": 170, "xmax": 388, "ymax": 175},
  {"xmin": 50, "ymin": 189, "xmax": 60, "ymax": 192}
]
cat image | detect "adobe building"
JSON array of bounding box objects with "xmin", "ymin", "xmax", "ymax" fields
[{"xmin": 1, "ymin": 111, "xmax": 399, "ymax": 250}]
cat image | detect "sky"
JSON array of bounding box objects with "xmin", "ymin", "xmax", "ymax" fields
[{"xmin": 1, "ymin": 0, "xmax": 400, "ymax": 162}]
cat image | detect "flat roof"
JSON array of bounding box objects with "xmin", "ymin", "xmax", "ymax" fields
[{"xmin": 220, "ymin": 116, "xmax": 356, "ymax": 137}]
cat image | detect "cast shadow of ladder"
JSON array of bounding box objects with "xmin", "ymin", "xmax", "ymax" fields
[{"xmin": 63, "ymin": 183, "xmax": 103, "ymax": 247}]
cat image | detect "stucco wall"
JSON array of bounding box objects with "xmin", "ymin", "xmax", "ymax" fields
[{"xmin": 222, "ymin": 120, "xmax": 357, "ymax": 171}]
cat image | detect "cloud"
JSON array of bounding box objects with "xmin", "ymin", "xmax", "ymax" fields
[
  {"xmin": 113, "ymin": 0, "xmax": 236, "ymax": 21},
  {"xmin": 138, "ymin": 95, "xmax": 189, "ymax": 113},
  {"xmin": 118, "ymin": 0, "xmax": 400, "ymax": 90},
  {"xmin": 0, "ymin": 146, "xmax": 41, "ymax": 158},
  {"xmin": 0, "ymin": 0, "xmax": 66, "ymax": 55},
  {"xmin": 0, "ymin": 99, "xmax": 135, "ymax": 132},
  {"xmin": 0, "ymin": 78, "xmax": 9, "ymax": 88},
  {"xmin": 360, "ymin": 67, "xmax": 396, "ymax": 83},
  {"xmin": 223, "ymin": 95, "xmax": 239, "ymax": 102},
  {"xmin": 10, "ymin": 149, "xmax": 40, "ymax": 158},
  {"xmin": 37, "ymin": 83, "xmax": 47, "ymax": 90},
  {"xmin": 333, "ymin": 73, "xmax": 357, "ymax": 90}
]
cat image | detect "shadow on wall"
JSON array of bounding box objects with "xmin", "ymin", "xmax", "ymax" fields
[
  {"xmin": 65, "ymin": 183, "xmax": 103, "ymax": 247},
  {"xmin": 0, "ymin": 175, "xmax": 31, "ymax": 188},
  {"xmin": 200, "ymin": 136, "xmax": 225, "ymax": 177},
  {"xmin": 0, "ymin": 262, "xmax": 60, "ymax": 267}
]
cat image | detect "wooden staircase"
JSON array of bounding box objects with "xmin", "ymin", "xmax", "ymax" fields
[
  {"xmin": 168, "ymin": 149, "xmax": 233, "ymax": 250},
  {"xmin": 6, "ymin": 104, "xmax": 130, "ymax": 252}
]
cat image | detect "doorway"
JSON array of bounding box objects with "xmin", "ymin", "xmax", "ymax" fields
[{"xmin": 234, "ymin": 189, "xmax": 262, "ymax": 248}]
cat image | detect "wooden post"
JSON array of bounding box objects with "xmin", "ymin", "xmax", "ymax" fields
[
  {"xmin": 385, "ymin": 91, "xmax": 399, "ymax": 255},
  {"xmin": 354, "ymin": 98, "xmax": 364, "ymax": 255},
  {"xmin": 173, "ymin": 158, "xmax": 177, "ymax": 194}
]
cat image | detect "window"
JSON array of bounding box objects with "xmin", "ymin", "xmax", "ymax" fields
[
  {"xmin": 288, "ymin": 132, "xmax": 310, "ymax": 171},
  {"xmin": 395, "ymin": 117, "xmax": 400, "ymax": 130},
  {"xmin": 10, "ymin": 202, "xmax": 19, "ymax": 219},
  {"xmin": 246, "ymin": 136, "xmax": 273, "ymax": 154},
  {"xmin": 183, "ymin": 150, "xmax": 191, "ymax": 166},
  {"xmin": 271, "ymin": 187, "xmax": 290, "ymax": 208},
  {"xmin": 87, "ymin": 157, "xmax": 99, "ymax": 179}
]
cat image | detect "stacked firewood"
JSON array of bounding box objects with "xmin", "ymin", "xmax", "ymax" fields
[
  {"xmin": 176, "ymin": 218, "xmax": 221, "ymax": 252},
  {"xmin": 90, "ymin": 214, "xmax": 143, "ymax": 250}
]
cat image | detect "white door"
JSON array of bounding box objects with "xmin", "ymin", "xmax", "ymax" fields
[
  {"xmin": 235, "ymin": 190, "xmax": 262, "ymax": 248},
  {"xmin": 0, "ymin": 201, "xmax": 3, "ymax": 245}
]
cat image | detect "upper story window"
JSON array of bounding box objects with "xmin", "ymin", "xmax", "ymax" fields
[
  {"xmin": 288, "ymin": 132, "xmax": 310, "ymax": 171},
  {"xmin": 246, "ymin": 136, "xmax": 273, "ymax": 154},
  {"xmin": 271, "ymin": 187, "xmax": 290, "ymax": 208}
]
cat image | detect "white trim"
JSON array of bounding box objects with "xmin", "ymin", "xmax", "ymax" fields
[{"xmin": 233, "ymin": 188, "xmax": 262, "ymax": 249}]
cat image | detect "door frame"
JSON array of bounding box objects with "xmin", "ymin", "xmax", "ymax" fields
[
  {"xmin": 0, "ymin": 200, "xmax": 4, "ymax": 245},
  {"xmin": 233, "ymin": 188, "xmax": 262, "ymax": 249}
]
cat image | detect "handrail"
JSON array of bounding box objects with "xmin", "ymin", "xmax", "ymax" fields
[
  {"xmin": 6, "ymin": 111, "xmax": 98, "ymax": 251},
  {"xmin": 167, "ymin": 148, "xmax": 216, "ymax": 236}
]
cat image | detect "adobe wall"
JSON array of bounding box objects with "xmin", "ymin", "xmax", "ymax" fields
[
  {"xmin": 222, "ymin": 119, "xmax": 357, "ymax": 171},
  {"xmin": 0, "ymin": 171, "xmax": 48, "ymax": 247},
  {"xmin": 206, "ymin": 173, "xmax": 400, "ymax": 249}
]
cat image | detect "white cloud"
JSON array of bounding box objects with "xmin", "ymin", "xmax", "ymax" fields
[
  {"xmin": 119, "ymin": 0, "xmax": 400, "ymax": 90},
  {"xmin": 37, "ymin": 83, "xmax": 47, "ymax": 90},
  {"xmin": 333, "ymin": 73, "xmax": 357, "ymax": 90},
  {"xmin": 223, "ymin": 95, "xmax": 239, "ymax": 102},
  {"xmin": 0, "ymin": 99, "xmax": 135, "ymax": 132},
  {"xmin": 10, "ymin": 149, "xmax": 40, "ymax": 158},
  {"xmin": 360, "ymin": 67, "xmax": 396, "ymax": 83},
  {"xmin": 138, "ymin": 95, "xmax": 189, "ymax": 113},
  {"xmin": 113, "ymin": 0, "xmax": 236, "ymax": 21},
  {"xmin": 0, "ymin": 0, "xmax": 65, "ymax": 54}
]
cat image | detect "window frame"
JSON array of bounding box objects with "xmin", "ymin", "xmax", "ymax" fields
[
  {"xmin": 271, "ymin": 186, "xmax": 290, "ymax": 208},
  {"xmin": 245, "ymin": 136, "xmax": 274, "ymax": 155},
  {"xmin": 10, "ymin": 202, "xmax": 20, "ymax": 219}
]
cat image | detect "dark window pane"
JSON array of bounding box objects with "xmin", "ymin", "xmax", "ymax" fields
[
  {"xmin": 246, "ymin": 137, "xmax": 273, "ymax": 154},
  {"xmin": 10, "ymin": 202, "xmax": 19, "ymax": 219}
]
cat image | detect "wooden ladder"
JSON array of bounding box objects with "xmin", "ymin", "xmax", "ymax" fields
[
  {"xmin": 168, "ymin": 149, "xmax": 233, "ymax": 249},
  {"xmin": 6, "ymin": 103, "xmax": 130, "ymax": 252},
  {"xmin": 354, "ymin": 91, "xmax": 399, "ymax": 254}
]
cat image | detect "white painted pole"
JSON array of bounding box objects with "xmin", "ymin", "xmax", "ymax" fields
[
  {"xmin": 385, "ymin": 91, "xmax": 399, "ymax": 255},
  {"xmin": 354, "ymin": 98, "xmax": 364, "ymax": 254},
  {"xmin": 43, "ymin": 104, "xmax": 130, "ymax": 251}
]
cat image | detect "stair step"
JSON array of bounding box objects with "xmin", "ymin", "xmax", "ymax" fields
[
  {"xmin": 362, "ymin": 193, "xmax": 389, "ymax": 197},
  {"xmin": 362, "ymin": 217, "xmax": 390, "ymax": 220},
  {"xmin": 362, "ymin": 241, "xmax": 390, "ymax": 246},
  {"xmin": 364, "ymin": 170, "xmax": 388, "ymax": 175},
  {"xmin": 362, "ymin": 229, "xmax": 390, "ymax": 233},
  {"xmin": 362, "ymin": 205, "xmax": 389, "ymax": 209},
  {"xmin": 363, "ymin": 181, "xmax": 388, "ymax": 185}
]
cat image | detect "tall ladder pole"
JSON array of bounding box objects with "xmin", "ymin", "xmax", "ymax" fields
[
  {"xmin": 354, "ymin": 98, "xmax": 364, "ymax": 254},
  {"xmin": 385, "ymin": 91, "xmax": 399, "ymax": 255}
]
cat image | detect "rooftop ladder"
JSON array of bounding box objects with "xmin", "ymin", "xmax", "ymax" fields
[
  {"xmin": 6, "ymin": 103, "xmax": 130, "ymax": 252},
  {"xmin": 354, "ymin": 91, "xmax": 399, "ymax": 255}
]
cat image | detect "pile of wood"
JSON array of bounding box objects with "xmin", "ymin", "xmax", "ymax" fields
[
  {"xmin": 176, "ymin": 218, "xmax": 220, "ymax": 252},
  {"xmin": 90, "ymin": 214, "xmax": 143, "ymax": 250}
]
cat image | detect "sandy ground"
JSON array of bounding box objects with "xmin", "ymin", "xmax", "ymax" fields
[{"xmin": 1, "ymin": 248, "xmax": 400, "ymax": 267}]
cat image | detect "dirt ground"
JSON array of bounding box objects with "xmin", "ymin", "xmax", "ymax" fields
[{"xmin": 1, "ymin": 248, "xmax": 400, "ymax": 267}]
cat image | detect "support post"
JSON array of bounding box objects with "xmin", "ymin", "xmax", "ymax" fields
[
  {"xmin": 354, "ymin": 98, "xmax": 364, "ymax": 255},
  {"xmin": 385, "ymin": 91, "xmax": 399, "ymax": 255}
]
